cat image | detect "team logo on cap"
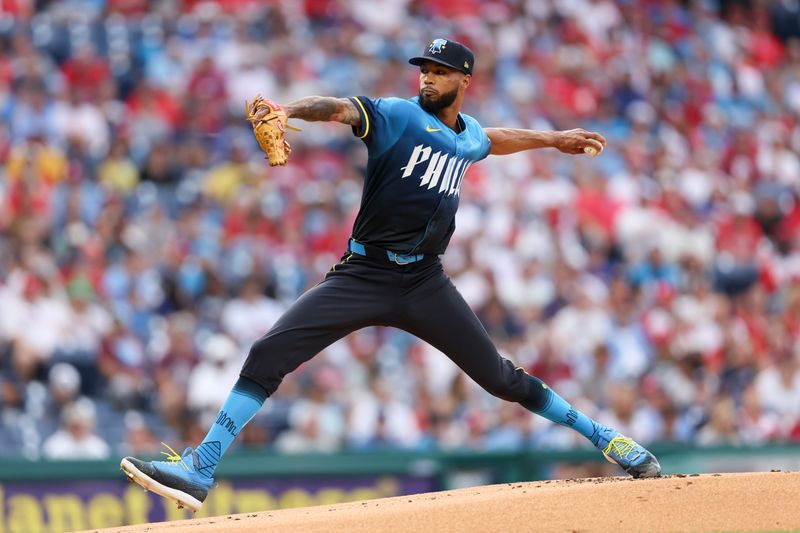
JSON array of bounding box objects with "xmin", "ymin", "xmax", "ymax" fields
[{"xmin": 429, "ymin": 39, "xmax": 447, "ymax": 54}]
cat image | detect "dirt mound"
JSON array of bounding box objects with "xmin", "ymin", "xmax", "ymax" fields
[{"xmin": 79, "ymin": 471, "xmax": 800, "ymax": 533}]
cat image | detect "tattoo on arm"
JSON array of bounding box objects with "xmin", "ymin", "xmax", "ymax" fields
[{"xmin": 284, "ymin": 96, "xmax": 362, "ymax": 127}]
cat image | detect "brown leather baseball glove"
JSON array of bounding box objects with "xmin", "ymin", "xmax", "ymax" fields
[{"xmin": 245, "ymin": 95, "xmax": 299, "ymax": 166}]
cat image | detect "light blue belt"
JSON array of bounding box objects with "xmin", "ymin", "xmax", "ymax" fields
[{"xmin": 348, "ymin": 239, "xmax": 426, "ymax": 265}]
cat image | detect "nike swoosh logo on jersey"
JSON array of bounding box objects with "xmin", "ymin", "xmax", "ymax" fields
[{"xmin": 426, "ymin": 125, "xmax": 441, "ymax": 132}]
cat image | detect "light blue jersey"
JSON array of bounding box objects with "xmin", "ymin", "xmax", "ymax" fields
[{"xmin": 348, "ymin": 96, "xmax": 491, "ymax": 255}]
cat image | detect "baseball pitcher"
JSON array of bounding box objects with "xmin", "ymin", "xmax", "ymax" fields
[{"xmin": 121, "ymin": 38, "xmax": 660, "ymax": 513}]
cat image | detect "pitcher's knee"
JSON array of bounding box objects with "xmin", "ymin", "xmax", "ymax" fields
[
  {"xmin": 241, "ymin": 336, "xmax": 291, "ymax": 395},
  {"xmin": 477, "ymin": 360, "xmax": 530, "ymax": 402},
  {"xmin": 247, "ymin": 330, "xmax": 296, "ymax": 360},
  {"xmin": 244, "ymin": 339, "xmax": 271, "ymax": 369},
  {"xmin": 480, "ymin": 377, "xmax": 523, "ymax": 402},
  {"xmin": 247, "ymin": 337, "xmax": 271, "ymax": 358}
]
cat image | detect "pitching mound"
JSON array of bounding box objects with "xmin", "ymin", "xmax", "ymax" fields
[{"xmin": 81, "ymin": 471, "xmax": 800, "ymax": 533}]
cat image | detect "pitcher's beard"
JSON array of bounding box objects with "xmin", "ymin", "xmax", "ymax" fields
[{"xmin": 419, "ymin": 87, "xmax": 458, "ymax": 113}]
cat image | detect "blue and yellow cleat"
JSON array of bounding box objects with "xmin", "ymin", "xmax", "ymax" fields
[
  {"xmin": 591, "ymin": 425, "xmax": 661, "ymax": 479},
  {"xmin": 120, "ymin": 444, "xmax": 213, "ymax": 512}
]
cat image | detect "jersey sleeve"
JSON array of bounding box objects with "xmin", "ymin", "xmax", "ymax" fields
[
  {"xmin": 464, "ymin": 115, "xmax": 492, "ymax": 161},
  {"xmin": 478, "ymin": 127, "xmax": 492, "ymax": 160},
  {"xmin": 349, "ymin": 96, "xmax": 410, "ymax": 154}
]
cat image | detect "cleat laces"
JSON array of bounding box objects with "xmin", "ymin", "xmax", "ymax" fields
[
  {"xmin": 159, "ymin": 442, "xmax": 190, "ymax": 471},
  {"xmin": 603, "ymin": 436, "xmax": 641, "ymax": 463}
]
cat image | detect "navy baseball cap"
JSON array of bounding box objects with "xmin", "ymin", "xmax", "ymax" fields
[{"xmin": 409, "ymin": 38, "xmax": 474, "ymax": 75}]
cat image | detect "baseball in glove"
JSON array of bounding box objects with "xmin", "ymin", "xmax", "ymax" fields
[{"xmin": 245, "ymin": 95, "xmax": 300, "ymax": 166}]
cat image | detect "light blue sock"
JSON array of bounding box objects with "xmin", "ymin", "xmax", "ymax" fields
[
  {"xmin": 520, "ymin": 375, "xmax": 601, "ymax": 443},
  {"xmin": 195, "ymin": 376, "xmax": 268, "ymax": 479}
]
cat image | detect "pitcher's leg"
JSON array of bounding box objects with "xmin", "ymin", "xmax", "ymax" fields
[
  {"xmin": 241, "ymin": 263, "xmax": 395, "ymax": 394},
  {"xmin": 395, "ymin": 270, "xmax": 530, "ymax": 402},
  {"xmin": 396, "ymin": 268, "xmax": 660, "ymax": 478},
  {"xmin": 193, "ymin": 277, "xmax": 369, "ymax": 485},
  {"xmin": 122, "ymin": 260, "xmax": 398, "ymax": 511}
]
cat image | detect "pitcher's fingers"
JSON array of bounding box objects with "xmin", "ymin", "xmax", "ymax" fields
[{"xmin": 584, "ymin": 131, "xmax": 607, "ymax": 147}]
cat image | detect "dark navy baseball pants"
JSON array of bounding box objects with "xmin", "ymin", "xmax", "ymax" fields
[{"xmin": 240, "ymin": 251, "xmax": 531, "ymax": 402}]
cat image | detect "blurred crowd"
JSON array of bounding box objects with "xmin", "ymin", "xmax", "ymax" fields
[{"xmin": 3, "ymin": 0, "xmax": 800, "ymax": 460}]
